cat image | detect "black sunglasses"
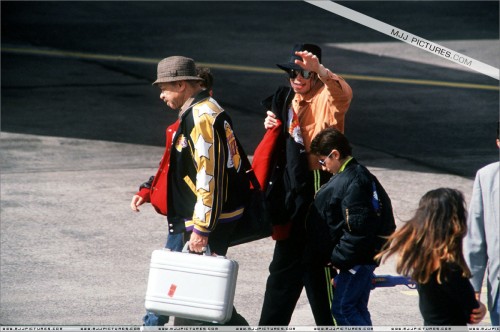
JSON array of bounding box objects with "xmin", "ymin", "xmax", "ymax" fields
[{"xmin": 288, "ymin": 69, "xmax": 314, "ymax": 79}]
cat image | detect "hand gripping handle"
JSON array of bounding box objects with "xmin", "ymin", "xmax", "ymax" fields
[{"xmin": 182, "ymin": 241, "xmax": 212, "ymax": 256}]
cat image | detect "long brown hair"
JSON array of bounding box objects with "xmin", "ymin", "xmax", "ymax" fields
[{"xmin": 375, "ymin": 188, "xmax": 471, "ymax": 284}]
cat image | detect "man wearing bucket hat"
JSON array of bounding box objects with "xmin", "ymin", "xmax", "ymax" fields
[
  {"xmin": 133, "ymin": 56, "xmax": 249, "ymax": 326},
  {"xmin": 257, "ymin": 44, "xmax": 353, "ymax": 325}
]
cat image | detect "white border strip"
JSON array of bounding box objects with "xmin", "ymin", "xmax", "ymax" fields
[
  {"xmin": 0, "ymin": 327, "xmax": 494, "ymax": 331},
  {"xmin": 306, "ymin": 1, "xmax": 499, "ymax": 81}
]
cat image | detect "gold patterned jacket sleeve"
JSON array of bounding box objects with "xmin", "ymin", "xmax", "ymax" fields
[{"xmin": 188, "ymin": 99, "xmax": 227, "ymax": 236}]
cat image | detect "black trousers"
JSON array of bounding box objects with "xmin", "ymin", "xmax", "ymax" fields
[
  {"xmin": 259, "ymin": 170, "xmax": 335, "ymax": 326},
  {"xmin": 258, "ymin": 233, "xmax": 335, "ymax": 326}
]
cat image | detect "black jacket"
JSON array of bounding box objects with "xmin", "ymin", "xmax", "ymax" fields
[
  {"xmin": 260, "ymin": 86, "xmax": 312, "ymax": 227},
  {"xmin": 305, "ymin": 158, "xmax": 395, "ymax": 270},
  {"xmin": 418, "ymin": 262, "xmax": 479, "ymax": 325}
]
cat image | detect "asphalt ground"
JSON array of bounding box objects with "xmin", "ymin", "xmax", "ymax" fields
[
  {"xmin": 1, "ymin": 1, "xmax": 498, "ymax": 328},
  {"xmin": 0, "ymin": 131, "xmax": 491, "ymax": 327}
]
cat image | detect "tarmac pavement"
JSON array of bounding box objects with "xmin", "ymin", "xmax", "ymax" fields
[
  {"xmin": 1, "ymin": 1, "xmax": 497, "ymax": 328},
  {"xmin": 0, "ymin": 131, "xmax": 491, "ymax": 327}
]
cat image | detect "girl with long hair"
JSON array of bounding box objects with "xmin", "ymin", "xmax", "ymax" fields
[{"xmin": 376, "ymin": 188, "xmax": 486, "ymax": 325}]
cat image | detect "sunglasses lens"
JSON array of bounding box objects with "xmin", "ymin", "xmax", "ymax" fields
[
  {"xmin": 288, "ymin": 70, "xmax": 298, "ymax": 79},
  {"xmin": 288, "ymin": 69, "xmax": 312, "ymax": 79}
]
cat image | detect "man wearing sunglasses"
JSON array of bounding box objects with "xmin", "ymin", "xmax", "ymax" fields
[{"xmin": 258, "ymin": 44, "xmax": 353, "ymax": 326}]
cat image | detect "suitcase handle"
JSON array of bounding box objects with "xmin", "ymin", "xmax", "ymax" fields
[{"xmin": 182, "ymin": 242, "xmax": 212, "ymax": 256}]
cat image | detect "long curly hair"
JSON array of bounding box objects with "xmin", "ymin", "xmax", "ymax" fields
[{"xmin": 375, "ymin": 188, "xmax": 471, "ymax": 284}]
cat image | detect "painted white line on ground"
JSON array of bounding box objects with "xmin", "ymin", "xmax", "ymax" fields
[
  {"xmin": 306, "ymin": 1, "xmax": 499, "ymax": 80},
  {"xmin": 2, "ymin": 46, "xmax": 498, "ymax": 91}
]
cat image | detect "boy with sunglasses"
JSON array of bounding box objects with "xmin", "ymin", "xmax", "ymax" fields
[
  {"xmin": 258, "ymin": 43, "xmax": 353, "ymax": 326},
  {"xmin": 307, "ymin": 127, "xmax": 395, "ymax": 326}
]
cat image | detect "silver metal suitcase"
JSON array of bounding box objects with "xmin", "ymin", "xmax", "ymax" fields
[{"xmin": 144, "ymin": 244, "xmax": 238, "ymax": 324}]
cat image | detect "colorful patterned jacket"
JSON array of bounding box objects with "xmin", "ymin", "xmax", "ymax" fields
[{"xmin": 167, "ymin": 90, "xmax": 249, "ymax": 236}]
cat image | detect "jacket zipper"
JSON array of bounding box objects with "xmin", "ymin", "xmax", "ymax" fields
[{"xmin": 345, "ymin": 208, "xmax": 352, "ymax": 232}]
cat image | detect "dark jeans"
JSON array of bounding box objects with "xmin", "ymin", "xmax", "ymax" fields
[{"xmin": 331, "ymin": 265, "xmax": 376, "ymax": 326}]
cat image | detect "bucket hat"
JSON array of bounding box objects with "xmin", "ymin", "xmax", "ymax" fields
[
  {"xmin": 153, "ymin": 56, "xmax": 203, "ymax": 85},
  {"xmin": 276, "ymin": 43, "xmax": 322, "ymax": 72}
]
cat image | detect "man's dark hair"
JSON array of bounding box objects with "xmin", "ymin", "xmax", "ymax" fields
[{"xmin": 310, "ymin": 126, "xmax": 352, "ymax": 159}]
